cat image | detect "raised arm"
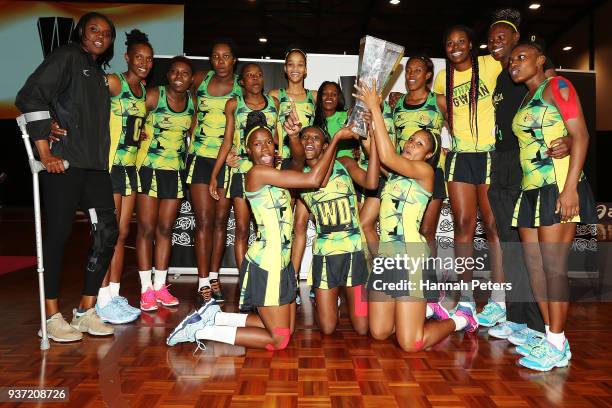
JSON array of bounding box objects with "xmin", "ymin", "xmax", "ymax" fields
[
  {"xmin": 544, "ymin": 77, "xmax": 589, "ymax": 222},
  {"xmin": 209, "ymin": 97, "xmax": 237, "ymax": 200},
  {"xmin": 283, "ymin": 99, "xmax": 306, "ymax": 171},
  {"xmin": 338, "ymin": 134, "xmax": 379, "ymax": 190},
  {"xmin": 354, "ymin": 80, "xmax": 433, "ymax": 183},
  {"xmin": 247, "ymin": 128, "xmax": 355, "ymax": 191}
]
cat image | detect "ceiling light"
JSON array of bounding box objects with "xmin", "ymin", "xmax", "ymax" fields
[
  {"xmin": 259, "ymin": 37, "xmax": 267, "ymax": 43},
  {"xmin": 389, "ymin": 0, "xmax": 400, "ymax": 4},
  {"xmin": 529, "ymin": 3, "xmax": 541, "ymax": 10},
  {"xmin": 563, "ymin": 46, "xmax": 573, "ymax": 51},
  {"xmin": 479, "ymin": 44, "xmax": 487, "ymax": 49}
]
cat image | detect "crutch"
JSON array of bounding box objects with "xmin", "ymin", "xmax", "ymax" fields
[{"xmin": 16, "ymin": 112, "xmax": 69, "ymax": 350}]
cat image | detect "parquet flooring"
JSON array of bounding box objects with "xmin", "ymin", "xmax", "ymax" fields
[{"xmin": 1, "ymin": 209, "xmax": 612, "ymax": 407}]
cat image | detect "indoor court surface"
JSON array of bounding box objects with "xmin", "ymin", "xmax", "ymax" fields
[{"xmin": 1, "ymin": 209, "xmax": 612, "ymax": 408}]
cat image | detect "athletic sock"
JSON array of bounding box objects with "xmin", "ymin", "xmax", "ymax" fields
[
  {"xmin": 426, "ymin": 304, "xmax": 434, "ymax": 319},
  {"xmin": 97, "ymin": 286, "xmax": 112, "ymax": 308},
  {"xmin": 109, "ymin": 282, "xmax": 120, "ymax": 298},
  {"xmin": 214, "ymin": 312, "xmax": 248, "ymax": 327},
  {"xmin": 139, "ymin": 270, "xmax": 153, "ymax": 293},
  {"xmin": 451, "ymin": 314, "xmax": 468, "ymax": 331},
  {"xmin": 491, "ymin": 289, "xmax": 506, "ymax": 308},
  {"xmin": 209, "ymin": 271, "xmax": 219, "ymax": 281},
  {"xmin": 153, "ymin": 269, "xmax": 168, "ymax": 291},
  {"xmin": 195, "ymin": 325, "xmax": 237, "ymax": 345},
  {"xmin": 545, "ymin": 325, "xmax": 550, "ymax": 336},
  {"xmin": 198, "ymin": 277, "xmax": 211, "ymax": 291},
  {"xmin": 547, "ymin": 331, "xmax": 566, "ymax": 351}
]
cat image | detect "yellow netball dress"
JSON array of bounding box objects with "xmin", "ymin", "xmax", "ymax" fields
[
  {"xmin": 227, "ymin": 94, "xmax": 278, "ymax": 198},
  {"xmin": 368, "ymin": 173, "xmax": 432, "ymax": 298},
  {"xmin": 109, "ymin": 73, "xmax": 146, "ymax": 195},
  {"xmin": 300, "ymin": 161, "xmax": 368, "ymax": 289},
  {"xmin": 137, "ymin": 86, "xmax": 194, "ymax": 199},
  {"xmin": 186, "ymin": 72, "xmax": 242, "ymax": 187},
  {"xmin": 239, "ymin": 184, "xmax": 296, "ymax": 306},
  {"xmin": 277, "ymin": 88, "xmax": 315, "ymax": 169},
  {"xmin": 511, "ymin": 77, "xmax": 596, "ymax": 227},
  {"xmin": 433, "ymin": 55, "xmax": 502, "ymax": 185},
  {"xmin": 393, "ymin": 92, "xmax": 446, "ymax": 199}
]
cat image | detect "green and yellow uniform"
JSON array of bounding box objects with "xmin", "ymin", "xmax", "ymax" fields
[
  {"xmin": 277, "ymin": 88, "xmax": 315, "ymax": 161},
  {"xmin": 227, "ymin": 94, "xmax": 278, "ymax": 198},
  {"xmin": 511, "ymin": 77, "xmax": 596, "ymax": 227},
  {"xmin": 325, "ymin": 110, "xmax": 354, "ymax": 158},
  {"xmin": 239, "ymin": 183, "xmax": 296, "ymax": 306},
  {"xmin": 393, "ymin": 92, "xmax": 446, "ymax": 199},
  {"xmin": 368, "ymin": 173, "xmax": 431, "ymax": 298},
  {"xmin": 186, "ymin": 72, "xmax": 242, "ymax": 186},
  {"xmin": 137, "ymin": 86, "xmax": 194, "ymax": 199},
  {"xmin": 109, "ymin": 72, "xmax": 146, "ymax": 195},
  {"xmin": 301, "ymin": 161, "xmax": 368, "ymax": 289},
  {"xmin": 433, "ymin": 55, "xmax": 502, "ymax": 185}
]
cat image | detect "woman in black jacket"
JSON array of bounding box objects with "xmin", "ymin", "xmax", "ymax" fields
[{"xmin": 15, "ymin": 12, "xmax": 118, "ymax": 342}]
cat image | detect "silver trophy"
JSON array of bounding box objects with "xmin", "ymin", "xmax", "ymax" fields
[{"xmin": 349, "ymin": 36, "xmax": 404, "ymax": 137}]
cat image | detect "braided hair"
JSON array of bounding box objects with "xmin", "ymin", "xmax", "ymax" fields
[
  {"xmin": 407, "ymin": 54, "xmax": 435, "ymax": 88},
  {"xmin": 125, "ymin": 29, "xmax": 152, "ymax": 53},
  {"xmin": 443, "ymin": 25, "xmax": 479, "ymax": 143},
  {"xmin": 490, "ymin": 8, "xmax": 521, "ymax": 31},
  {"xmin": 244, "ymin": 110, "xmax": 270, "ymax": 146}
]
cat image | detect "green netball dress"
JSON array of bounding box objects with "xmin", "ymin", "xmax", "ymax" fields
[
  {"xmin": 368, "ymin": 173, "xmax": 432, "ymax": 298},
  {"xmin": 277, "ymin": 88, "xmax": 315, "ymax": 164},
  {"xmin": 239, "ymin": 183, "xmax": 296, "ymax": 306},
  {"xmin": 137, "ymin": 86, "xmax": 194, "ymax": 199},
  {"xmin": 325, "ymin": 110, "xmax": 354, "ymax": 158},
  {"xmin": 227, "ymin": 94, "xmax": 278, "ymax": 198},
  {"xmin": 300, "ymin": 161, "xmax": 368, "ymax": 289},
  {"xmin": 511, "ymin": 77, "xmax": 596, "ymax": 227},
  {"xmin": 109, "ymin": 73, "xmax": 146, "ymax": 195},
  {"xmin": 186, "ymin": 72, "xmax": 242, "ymax": 187},
  {"xmin": 393, "ymin": 92, "xmax": 446, "ymax": 199}
]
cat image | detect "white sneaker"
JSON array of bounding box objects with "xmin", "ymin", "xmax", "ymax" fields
[{"xmin": 38, "ymin": 313, "xmax": 83, "ymax": 342}]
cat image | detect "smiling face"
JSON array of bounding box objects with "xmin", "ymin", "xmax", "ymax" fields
[
  {"xmin": 80, "ymin": 16, "xmax": 113, "ymax": 57},
  {"xmin": 405, "ymin": 58, "xmax": 431, "ymax": 92},
  {"xmin": 167, "ymin": 61, "xmax": 193, "ymax": 93},
  {"xmin": 488, "ymin": 24, "xmax": 519, "ymax": 62},
  {"xmin": 125, "ymin": 43, "xmax": 153, "ymax": 80},
  {"xmin": 284, "ymin": 50, "xmax": 307, "ymax": 84},
  {"xmin": 321, "ymin": 83, "xmax": 340, "ymax": 113},
  {"xmin": 445, "ymin": 28, "xmax": 472, "ymax": 65},
  {"xmin": 211, "ymin": 43, "xmax": 235, "ymax": 77},
  {"xmin": 240, "ymin": 64, "xmax": 264, "ymax": 95},
  {"xmin": 401, "ymin": 130, "xmax": 434, "ymax": 161},
  {"xmin": 246, "ymin": 128, "xmax": 275, "ymax": 166},
  {"xmin": 300, "ymin": 127, "xmax": 327, "ymax": 161},
  {"xmin": 508, "ymin": 44, "xmax": 544, "ymax": 83}
]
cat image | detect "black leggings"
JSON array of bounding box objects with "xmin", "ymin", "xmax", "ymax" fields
[{"xmin": 40, "ymin": 168, "xmax": 118, "ymax": 299}]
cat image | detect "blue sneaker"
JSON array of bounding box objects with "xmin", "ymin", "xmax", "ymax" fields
[
  {"xmin": 113, "ymin": 296, "xmax": 141, "ymax": 319},
  {"xmin": 516, "ymin": 334, "xmax": 547, "ymax": 357},
  {"xmin": 476, "ymin": 300, "xmax": 506, "ymax": 327},
  {"xmin": 96, "ymin": 297, "xmax": 139, "ymax": 324},
  {"xmin": 488, "ymin": 321, "xmax": 526, "ymax": 339},
  {"xmin": 508, "ymin": 327, "xmax": 544, "ymax": 346},
  {"xmin": 518, "ymin": 340, "xmax": 570, "ymax": 371},
  {"xmin": 166, "ymin": 300, "xmax": 220, "ymax": 346}
]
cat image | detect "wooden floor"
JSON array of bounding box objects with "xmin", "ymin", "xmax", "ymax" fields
[{"xmin": 1, "ymin": 209, "xmax": 612, "ymax": 408}]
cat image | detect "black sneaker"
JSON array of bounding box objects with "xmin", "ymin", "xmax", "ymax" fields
[
  {"xmin": 239, "ymin": 303, "xmax": 253, "ymax": 313},
  {"xmin": 195, "ymin": 286, "xmax": 212, "ymax": 309},
  {"xmin": 210, "ymin": 279, "xmax": 225, "ymax": 303}
]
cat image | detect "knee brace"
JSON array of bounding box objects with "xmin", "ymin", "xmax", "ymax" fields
[
  {"xmin": 265, "ymin": 327, "xmax": 291, "ymax": 351},
  {"xmin": 86, "ymin": 208, "xmax": 118, "ymax": 276}
]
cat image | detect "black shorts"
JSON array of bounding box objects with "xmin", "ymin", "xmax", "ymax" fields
[
  {"xmin": 239, "ymin": 260, "xmax": 298, "ymax": 307},
  {"xmin": 227, "ymin": 170, "xmax": 245, "ymax": 199},
  {"xmin": 310, "ymin": 251, "xmax": 369, "ymax": 290},
  {"xmin": 512, "ymin": 179, "xmax": 597, "ymax": 228},
  {"xmin": 445, "ymin": 151, "xmax": 492, "ymax": 185},
  {"xmin": 110, "ymin": 165, "xmax": 137, "ymax": 196},
  {"xmin": 432, "ymin": 167, "xmax": 447, "ymax": 200},
  {"xmin": 185, "ymin": 154, "xmax": 227, "ymax": 188},
  {"xmin": 137, "ymin": 166, "xmax": 184, "ymax": 199}
]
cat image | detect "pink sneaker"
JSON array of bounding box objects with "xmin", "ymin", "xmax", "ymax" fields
[
  {"xmin": 429, "ymin": 302, "xmax": 451, "ymax": 320},
  {"xmin": 154, "ymin": 285, "xmax": 179, "ymax": 307},
  {"xmin": 140, "ymin": 287, "xmax": 158, "ymax": 311},
  {"xmin": 455, "ymin": 304, "xmax": 479, "ymax": 333}
]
